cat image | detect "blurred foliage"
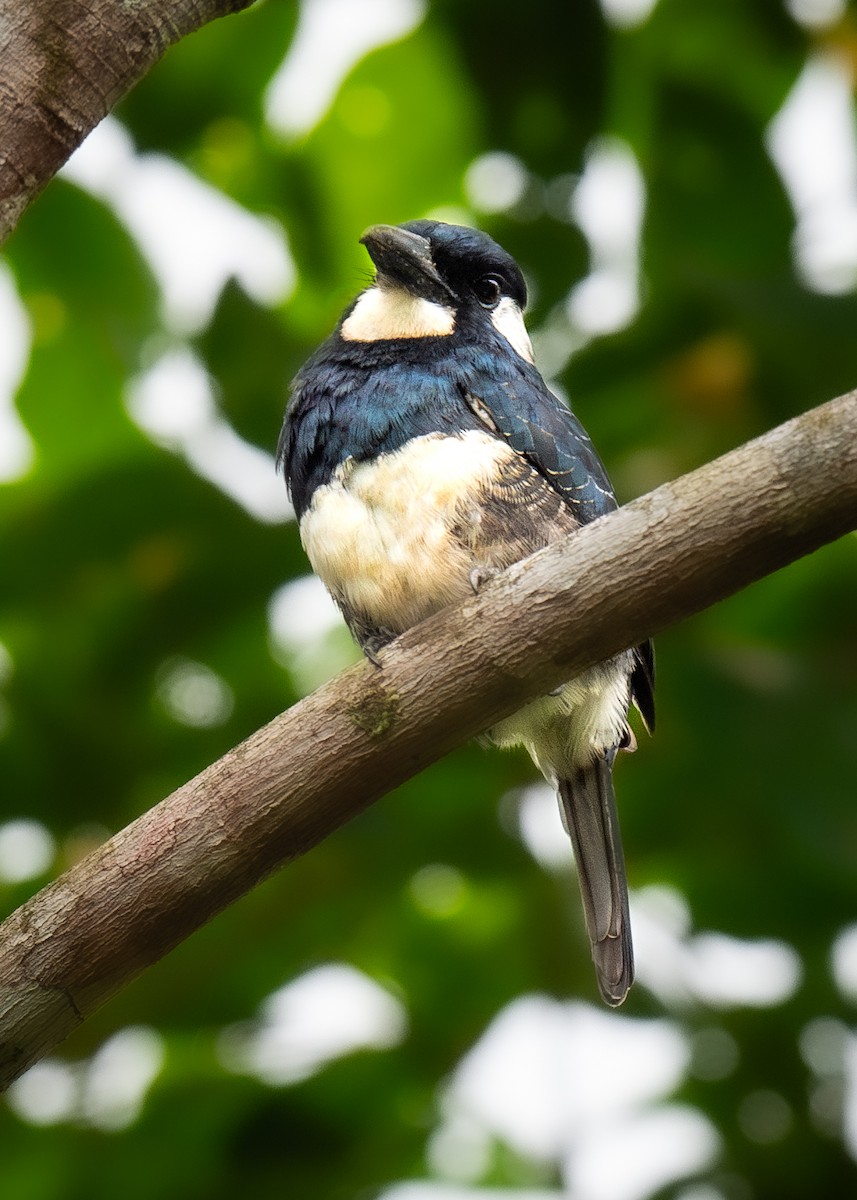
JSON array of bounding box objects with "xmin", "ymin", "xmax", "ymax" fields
[{"xmin": 2, "ymin": 0, "xmax": 857, "ymax": 1197}]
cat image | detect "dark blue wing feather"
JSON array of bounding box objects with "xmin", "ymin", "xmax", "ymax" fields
[
  {"xmin": 458, "ymin": 359, "xmax": 617, "ymax": 526},
  {"xmin": 459, "ymin": 357, "xmax": 655, "ymax": 730}
]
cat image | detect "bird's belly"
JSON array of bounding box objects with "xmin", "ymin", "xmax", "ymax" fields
[{"xmin": 299, "ymin": 431, "xmax": 511, "ymax": 632}]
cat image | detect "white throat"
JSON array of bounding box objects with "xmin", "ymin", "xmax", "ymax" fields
[{"xmin": 341, "ymin": 285, "xmax": 456, "ymax": 341}]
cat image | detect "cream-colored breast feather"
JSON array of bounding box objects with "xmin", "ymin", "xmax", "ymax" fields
[{"xmin": 300, "ymin": 431, "xmax": 512, "ymax": 631}]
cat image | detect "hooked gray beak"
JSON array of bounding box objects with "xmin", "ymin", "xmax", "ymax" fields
[{"xmin": 360, "ymin": 224, "xmax": 454, "ymax": 305}]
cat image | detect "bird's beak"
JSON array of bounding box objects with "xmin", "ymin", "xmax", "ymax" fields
[{"xmin": 360, "ymin": 225, "xmax": 454, "ymax": 305}]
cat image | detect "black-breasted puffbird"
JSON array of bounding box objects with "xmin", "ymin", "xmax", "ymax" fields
[{"xmin": 278, "ymin": 220, "xmax": 655, "ymax": 1006}]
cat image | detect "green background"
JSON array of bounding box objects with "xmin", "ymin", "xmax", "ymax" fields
[{"xmin": 2, "ymin": 0, "xmax": 857, "ymax": 1196}]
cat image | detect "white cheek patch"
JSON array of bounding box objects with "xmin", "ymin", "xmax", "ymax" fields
[
  {"xmin": 341, "ymin": 286, "xmax": 456, "ymax": 341},
  {"xmin": 491, "ymin": 296, "xmax": 534, "ymax": 363}
]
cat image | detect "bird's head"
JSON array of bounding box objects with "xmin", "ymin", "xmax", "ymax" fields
[{"xmin": 339, "ymin": 220, "xmax": 533, "ymax": 363}]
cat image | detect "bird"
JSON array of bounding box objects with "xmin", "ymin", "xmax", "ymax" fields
[{"xmin": 278, "ymin": 220, "xmax": 654, "ymax": 1006}]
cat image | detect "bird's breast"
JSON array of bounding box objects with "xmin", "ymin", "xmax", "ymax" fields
[{"xmin": 298, "ymin": 430, "xmax": 510, "ymax": 632}]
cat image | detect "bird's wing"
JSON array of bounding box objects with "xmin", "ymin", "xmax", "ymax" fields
[
  {"xmin": 462, "ymin": 369, "xmax": 655, "ymax": 731},
  {"xmin": 462, "ymin": 371, "xmax": 617, "ymax": 525}
]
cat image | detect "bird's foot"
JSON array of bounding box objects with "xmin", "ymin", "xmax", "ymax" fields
[
  {"xmin": 469, "ymin": 564, "xmax": 499, "ymax": 594},
  {"xmin": 361, "ymin": 628, "xmax": 396, "ymax": 667}
]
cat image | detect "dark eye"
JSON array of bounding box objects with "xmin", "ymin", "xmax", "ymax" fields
[{"xmin": 473, "ymin": 274, "xmax": 503, "ymax": 308}]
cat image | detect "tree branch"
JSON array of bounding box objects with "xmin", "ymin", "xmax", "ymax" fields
[
  {"xmin": 0, "ymin": 0, "xmax": 256, "ymax": 243},
  {"xmin": 0, "ymin": 392, "xmax": 856, "ymax": 1087}
]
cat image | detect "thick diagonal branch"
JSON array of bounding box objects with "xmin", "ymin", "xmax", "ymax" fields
[
  {"xmin": 0, "ymin": 392, "xmax": 856, "ymax": 1088},
  {"xmin": 0, "ymin": 0, "xmax": 255, "ymax": 243}
]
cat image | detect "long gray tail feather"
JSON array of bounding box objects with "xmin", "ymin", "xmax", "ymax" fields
[{"xmin": 558, "ymin": 761, "xmax": 634, "ymax": 1006}]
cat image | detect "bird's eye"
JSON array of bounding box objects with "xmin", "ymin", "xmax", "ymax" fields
[{"xmin": 473, "ymin": 274, "xmax": 503, "ymax": 309}]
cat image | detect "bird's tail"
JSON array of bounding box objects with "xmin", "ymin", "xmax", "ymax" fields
[{"xmin": 558, "ymin": 760, "xmax": 633, "ymax": 1006}]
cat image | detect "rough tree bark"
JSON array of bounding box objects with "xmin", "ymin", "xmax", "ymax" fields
[
  {"xmin": 0, "ymin": 0, "xmax": 256, "ymax": 242},
  {"xmin": 0, "ymin": 391, "xmax": 855, "ymax": 1088}
]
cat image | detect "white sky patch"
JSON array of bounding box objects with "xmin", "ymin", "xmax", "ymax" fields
[
  {"xmin": 766, "ymin": 53, "xmax": 857, "ymax": 294},
  {"xmin": 515, "ymin": 782, "xmax": 573, "ymax": 871},
  {"xmin": 218, "ymin": 963, "xmax": 408, "ymax": 1086},
  {"xmin": 62, "ymin": 117, "xmax": 295, "ymax": 332},
  {"xmin": 269, "ymin": 574, "xmax": 343, "ymax": 649},
  {"xmin": 572, "ymin": 139, "xmax": 646, "ymax": 261},
  {"xmin": 426, "ymin": 1111, "xmax": 492, "ymax": 1183},
  {"xmin": 156, "ymin": 657, "xmax": 234, "ymax": 729},
  {"xmin": 599, "ymin": 0, "xmax": 660, "ymax": 29},
  {"xmin": 566, "ymin": 269, "xmax": 639, "ymax": 336},
  {"xmin": 533, "ymin": 137, "xmax": 646, "ymax": 375},
  {"xmin": 7, "ymin": 1027, "xmax": 165, "ymax": 1132},
  {"xmin": 126, "ymin": 345, "xmax": 292, "ymax": 524},
  {"xmin": 80, "ymin": 1027, "xmax": 166, "ymax": 1131},
  {"xmin": 6, "ymin": 1060, "xmax": 79, "ymax": 1126},
  {"xmin": 267, "ymin": 574, "xmax": 357, "ymax": 690},
  {"xmin": 0, "ymin": 819, "xmax": 56, "ymax": 884},
  {"xmin": 265, "ymin": 0, "xmax": 426, "ymax": 138},
  {"xmin": 786, "ymin": 0, "xmax": 846, "ymax": 29},
  {"xmin": 0, "ymin": 264, "xmax": 34, "ymax": 483},
  {"xmin": 830, "ymin": 923, "xmax": 857, "ymax": 1001},
  {"xmin": 630, "ymin": 886, "xmax": 697, "ymax": 1005},
  {"xmin": 566, "ymin": 137, "xmax": 645, "ymax": 337},
  {"xmin": 683, "ymin": 933, "xmax": 802, "ymax": 1008},
  {"xmin": 445, "ymin": 996, "xmax": 691, "ymax": 1162},
  {"xmin": 431, "ymin": 994, "xmax": 720, "ymax": 1198},
  {"xmin": 632, "ymin": 887, "xmax": 802, "ymax": 1009},
  {"xmin": 565, "ymin": 1105, "xmax": 719, "ymax": 1200},
  {"xmin": 464, "ymin": 152, "xmax": 529, "ymax": 214}
]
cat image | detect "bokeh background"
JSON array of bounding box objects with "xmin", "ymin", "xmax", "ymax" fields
[{"xmin": 2, "ymin": 0, "xmax": 857, "ymax": 1196}]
